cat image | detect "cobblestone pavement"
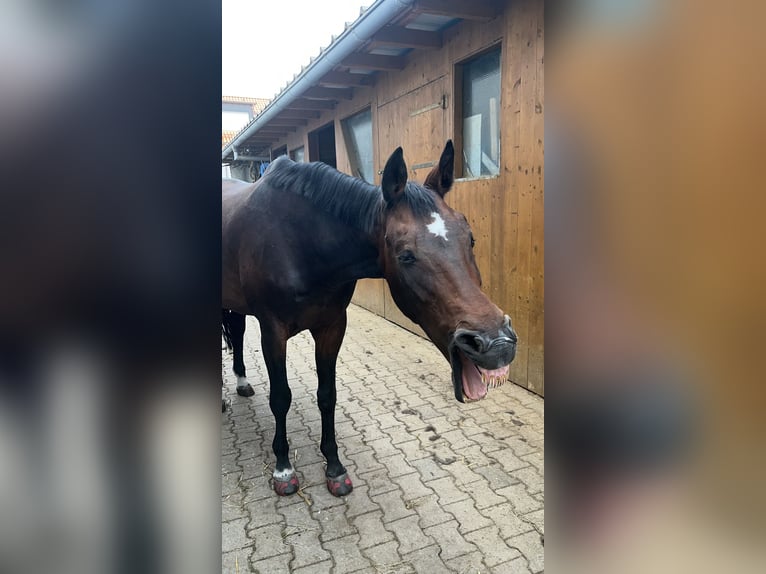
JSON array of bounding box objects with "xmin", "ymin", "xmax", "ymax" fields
[{"xmin": 222, "ymin": 305, "xmax": 544, "ymax": 574}]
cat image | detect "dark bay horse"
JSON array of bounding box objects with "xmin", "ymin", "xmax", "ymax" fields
[{"xmin": 222, "ymin": 141, "xmax": 517, "ymax": 496}]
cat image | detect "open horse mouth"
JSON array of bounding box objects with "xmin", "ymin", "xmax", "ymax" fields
[{"xmin": 451, "ymin": 347, "xmax": 510, "ymax": 402}]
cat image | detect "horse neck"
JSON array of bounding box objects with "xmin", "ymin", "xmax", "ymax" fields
[{"xmin": 332, "ymin": 222, "xmax": 384, "ymax": 282}]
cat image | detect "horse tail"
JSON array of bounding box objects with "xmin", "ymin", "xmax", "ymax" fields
[{"xmin": 221, "ymin": 309, "xmax": 234, "ymax": 351}]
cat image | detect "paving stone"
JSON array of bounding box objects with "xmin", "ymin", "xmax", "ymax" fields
[
  {"xmin": 292, "ymin": 560, "xmax": 333, "ymax": 574},
  {"xmin": 356, "ymin": 467, "xmax": 400, "ymax": 496},
  {"xmin": 350, "ymin": 448, "xmax": 384, "ymax": 473},
  {"xmin": 443, "ymin": 498, "xmax": 493, "ymax": 534},
  {"xmin": 222, "ymin": 492, "xmax": 247, "ymax": 523},
  {"xmin": 249, "ymin": 523, "xmax": 291, "ymax": 561},
  {"xmin": 422, "ymin": 519, "xmax": 477, "ymax": 560},
  {"xmin": 222, "ymin": 518, "xmax": 252, "ymax": 553},
  {"xmin": 284, "ymin": 530, "xmax": 330, "ymax": 570},
  {"xmin": 474, "ymin": 463, "xmax": 520, "ymax": 490},
  {"xmin": 510, "ymin": 467, "xmax": 543, "ymax": 495},
  {"xmin": 222, "ymin": 471, "xmax": 244, "ymax": 496},
  {"xmin": 387, "ymin": 515, "xmax": 433, "ymax": 555},
  {"xmin": 522, "ymin": 509, "xmax": 544, "ymax": 534},
  {"xmin": 316, "ymin": 504, "xmax": 356, "ymax": 543},
  {"xmin": 323, "ymin": 534, "xmax": 373, "ymax": 574},
  {"xmin": 250, "ymin": 552, "xmax": 292, "ymax": 574},
  {"xmin": 361, "ymin": 540, "xmax": 413, "ymax": 573},
  {"xmin": 371, "ymin": 489, "xmax": 416, "ymax": 524},
  {"xmin": 504, "ymin": 531, "xmax": 544, "ymax": 574},
  {"xmin": 376, "ymin": 453, "xmax": 417, "ymax": 479},
  {"xmin": 469, "ymin": 478, "xmax": 511, "ymax": 510},
  {"xmin": 352, "ymin": 510, "xmax": 395, "ymax": 549},
  {"xmin": 410, "ymin": 494, "xmax": 454, "ymax": 528},
  {"xmin": 479, "ymin": 504, "xmax": 535, "ymax": 540},
  {"xmin": 222, "ymin": 549, "xmax": 252, "ymax": 574},
  {"xmin": 491, "ymin": 556, "xmax": 533, "ymax": 573},
  {"xmin": 495, "ymin": 483, "xmax": 542, "ymax": 515},
  {"xmin": 521, "ymin": 452, "xmax": 543, "ymax": 473},
  {"xmin": 444, "ymin": 459, "xmax": 485, "ymax": 487},
  {"xmin": 444, "ymin": 550, "xmax": 488, "ymax": 574},
  {"xmin": 395, "ymin": 439, "xmax": 431, "ymax": 463},
  {"xmin": 411, "ymin": 457, "xmax": 450, "ymax": 482},
  {"xmin": 400, "ymin": 544, "xmax": 448, "ymax": 573},
  {"xmin": 427, "ymin": 476, "xmax": 470, "ymax": 504},
  {"xmin": 365, "ymin": 436, "xmax": 400, "ymax": 458},
  {"xmin": 344, "ymin": 484, "xmax": 382, "ymax": 518},
  {"xmin": 465, "ymin": 525, "xmax": 523, "ymax": 567},
  {"xmin": 222, "ymin": 306, "xmax": 544, "ymax": 574},
  {"xmin": 245, "ymin": 496, "xmax": 281, "ymax": 529},
  {"xmin": 488, "ymin": 448, "xmax": 530, "ymax": 474},
  {"xmin": 390, "ymin": 471, "xmax": 435, "ymax": 502}
]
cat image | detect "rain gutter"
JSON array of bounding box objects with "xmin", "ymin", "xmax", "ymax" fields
[{"xmin": 222, "ymin": 0, "xmax": 415, "ymax": 161}]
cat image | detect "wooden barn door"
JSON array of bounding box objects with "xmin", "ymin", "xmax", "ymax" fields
[{"xmin": 376, "ymin": 78, "xmax": 446, "ymax": 336}]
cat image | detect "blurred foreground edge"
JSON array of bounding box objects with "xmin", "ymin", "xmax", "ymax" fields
[{"xmin": 0, "ymin": 2, "xmax": 221, "ymax": 573}]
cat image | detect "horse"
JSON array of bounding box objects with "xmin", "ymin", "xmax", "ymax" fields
[
  {"xmin": 222, "ymin": 141, "xmax": 517, "ymax": 497},
  {"xmin": 221, "ymin": 309, "xmax": 254, "ymax": 397}
]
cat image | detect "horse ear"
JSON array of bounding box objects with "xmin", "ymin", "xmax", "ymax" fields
[
  {"xmin": 382, "ymin": 147, "xmax": 408, "ymax": 203},
  {"xmin": 424, "ymin": 140, "xmax": 455, "ymax": 197}
]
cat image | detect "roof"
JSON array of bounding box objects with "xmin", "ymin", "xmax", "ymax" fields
[
  {"xmin": 222, "ymin": 96, "xmax": 269, "ymax": 116},
  {"xmin": 223, "ymin": 0, "xmax": 501, "ymax": 162},
  {"xmin": 222, "ymin": 130, "xmax": 240, "ymax": 147}
]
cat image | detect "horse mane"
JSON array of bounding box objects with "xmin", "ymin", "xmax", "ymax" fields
[{"xmin": 262, "ymin": 156, "xmax": 437, "ymax": 234}]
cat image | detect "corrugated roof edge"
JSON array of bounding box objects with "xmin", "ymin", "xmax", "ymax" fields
[{"xmin": 222, "ymin": 0, "xmax": 415, "ymax": 162}]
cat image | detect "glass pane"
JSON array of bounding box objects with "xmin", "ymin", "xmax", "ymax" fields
[
  {"xmin": 342, "ymin": 109, "xmax": 374, "ymax": 184},
  {"xmin": 462, "ymin": 48, "xmax": 501, "ymax": 177},
  {"xmin": 290, "ymin": 147, "xmax": 305, "ymax": 162}
]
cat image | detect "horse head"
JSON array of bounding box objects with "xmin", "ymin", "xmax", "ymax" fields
[{"xmin": 378, "ymin": 141, "xmax": 518, "ymax": 402}]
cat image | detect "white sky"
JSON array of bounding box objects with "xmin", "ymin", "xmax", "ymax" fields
[{"xmin": 222, "ymin": 0, "xmax": 369, "ymax": 99}]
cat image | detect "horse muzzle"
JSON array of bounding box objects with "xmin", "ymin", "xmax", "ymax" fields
[{"xmin": 449, "ymin": 315, "xmax": 518, "ymax": 403}]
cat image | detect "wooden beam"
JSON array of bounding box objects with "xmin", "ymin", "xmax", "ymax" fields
[
  {"xmin": 301, "ymin": 86, "xmax": 353, "ymax": 100},
  {"xmin": 370, "ymin": 26, "xmax": 442, "ymax": 49},
  {"xmin": 253, "ymin": 130, "xmax": 295, "ymax": 136},
  {"xmin": 287, "ymin": 98, "xmax": 336, "ymax": 110},
  {"xmin": 266, "ymin": 118, "xmax": 308, "ymax": 126},
  {"xmin": 276, "ymin": 109, "xmax": 321, "ymax": 120},
  {"xmin": 318, "ymin": 71, "xmax": 373, "ymax": 87},
  {"xmin": 342, "ymin": 53, "xmax": 406, "ymax": 71},
  {"xmin": 413, "ymin": 0, "xmax": 498, "ymax": 21}
]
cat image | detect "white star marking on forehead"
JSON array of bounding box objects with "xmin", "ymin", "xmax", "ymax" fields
[{"xmin": 426, "ymin": 212, "xmax": 448, "ymax": 240}]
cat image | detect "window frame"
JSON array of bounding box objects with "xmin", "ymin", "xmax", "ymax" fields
[
  {"xmin": 453, "ymin": 42, "xmax": 503, "ymax": 181},
  {"xmin": 341, "ymin": 106, "xmax": 375, "ymax": 184}
]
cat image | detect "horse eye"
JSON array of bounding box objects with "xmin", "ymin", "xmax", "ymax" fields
[{"xmin": 397, "ymin": 250, "xmax": 416, "ymax": 264}]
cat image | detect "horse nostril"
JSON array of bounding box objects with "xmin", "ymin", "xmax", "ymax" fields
[{"xmin": 454, "ymin": 331, "xmax": 486, "ymax": 354}]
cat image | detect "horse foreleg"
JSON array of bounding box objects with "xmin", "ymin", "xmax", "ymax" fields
[
  {"xmin": 228, "ymin": 311, "xmax": 254, "ymax": 397},
  {"xmin": 261, "ymin": 322, "xmax": 298, "ymax": 496},
  {"xmin": 312, "ymin": 314, "xmax": 353, "ymax": 497}
]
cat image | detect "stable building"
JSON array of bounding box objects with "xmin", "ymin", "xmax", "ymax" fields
[{"xmin": 222, "ymin": 0, "xmax": 544, "ymax": 395}]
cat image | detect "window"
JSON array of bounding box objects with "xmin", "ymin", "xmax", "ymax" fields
[
  {"xmin": 457, "ymin": 47, "xmax": 501, "ymax": 178},
  {"xmin": 272, "ymin": 145, "xmax": 287, "ymax": 159},
  {"xmin": 222, "ymin": 110, "xmax": 251, "ymax": 131},
  {"xmin": 290, "ymin": 146, "xmax": 305, "ymax": 162},
  {"xmin": 341, "ymin": 108, "xmax": 374, "ymax": 183}
]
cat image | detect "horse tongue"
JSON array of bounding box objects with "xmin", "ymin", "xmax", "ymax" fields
[{"xmin": 460, "ymin": 352, "xmax": 487, "ymax": 401}]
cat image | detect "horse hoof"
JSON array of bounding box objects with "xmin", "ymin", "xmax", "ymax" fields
[
  {"xmin": 326, "ymin": 472, "xmax": 353, "ymax": 497},
  {"xmin": 273, "ymin": 474, "xmax": 300, "ymax": 496},
  {"xmin": 236, "ymin": 384, "xmax": 255, "ymax": 397}
]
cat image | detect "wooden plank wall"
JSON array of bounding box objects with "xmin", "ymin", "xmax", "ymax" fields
[{"xmin": 266, "ymin": 0, "xmax": 544, "ymax": 395}]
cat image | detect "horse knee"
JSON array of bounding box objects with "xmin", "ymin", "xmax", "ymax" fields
[{"xmin": 269, "ymin": 387, "xmax": 292, "ymax": 414}]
